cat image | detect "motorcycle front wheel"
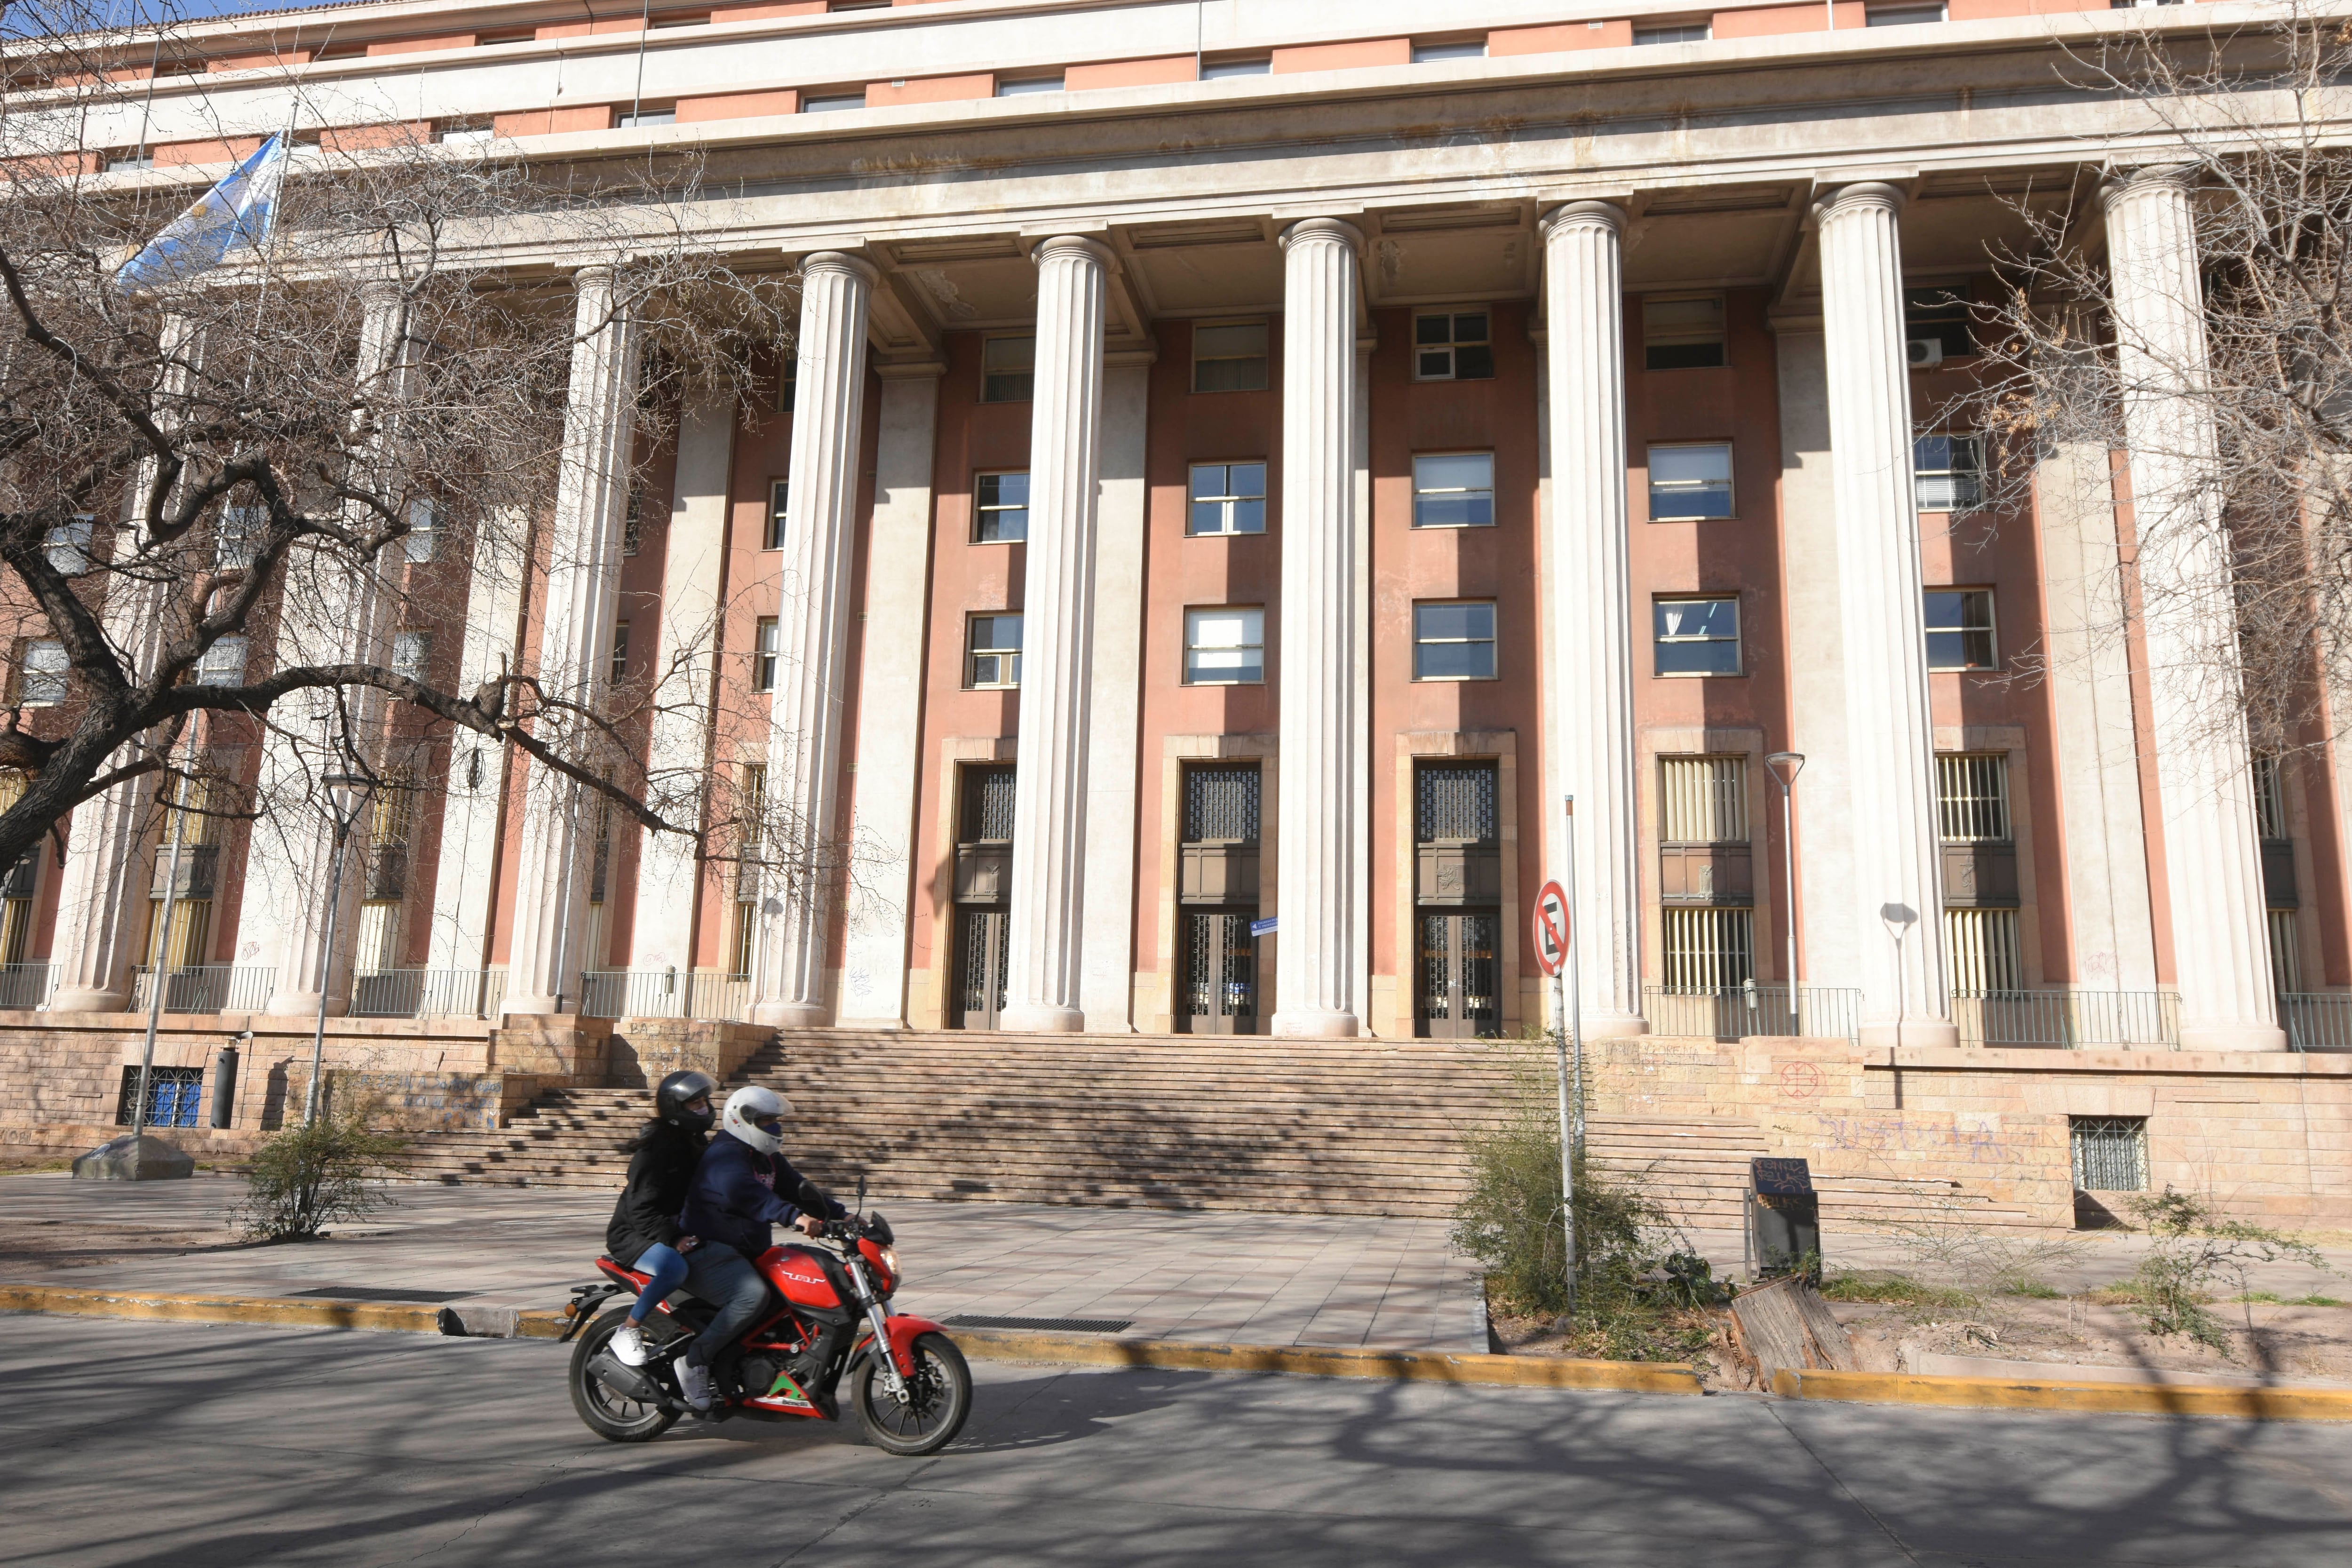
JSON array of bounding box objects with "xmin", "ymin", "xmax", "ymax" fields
[
  {"xmin": 569, "ymin": 1306, "xmax": 680, "ymax": 1444},
  {"xmin": 852, "ymin": 1332, "xmax": 971, "ymax": 1456}
]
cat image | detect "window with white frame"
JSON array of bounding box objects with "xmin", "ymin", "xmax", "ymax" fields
[
  {"xmin": 1647, "ymin": 443, "xmax": 1733, "ymax": 519},
  {"xmin": 752, "ymin": 617, "xmax": 779, "ymax": 692},
  {"xmin": 1643, "ymin": 294, "xmax": 1726, "ymax": 369},
  {"xmin": 45, "ymin": 515, "xmax": 94, "ymax": 576},
  {"xmin": 801, "ymin": 90, "xmax": 867, "ymax": 112},
  {"xmin": 1924, "ymin": 589, "xmax": 1997, "ymax": 671},
  {"xmin": 1192, "ymin": 322, "xmax": 1269, "ymax": 393},
  {"xmin": 216, "ymin": 504, "xmax": 264, "ymax": 569},
  {"xmin": 1634, "ymin": 21, "xmax": 1711, "ymax": 43},
  {"xmin": 1412, "ymin": 39, "xmax": 1487, "ymax": 62},
  {"xmin": 1653, "ymin": 597, "xmax": 1740, "ymax": 675},
  {"xmin": 196, "ymin": 637, "xmax": 247, "ymax": 687},
  {"xmin": 996, "ymin": 73, "xmax": 1063, "ymax": 96},
  {"xmin": 392, "ymin": 631, "xmax": 429, "ymax": 683},
  {"xmin": 616, "ymin": 107, "xmax": 675, "ymax": 128},
  {"xmin": 1183, "ymin": 607, "xmax": 1264, "ymax": 685},
  {"xmin": 15, "ymin": 640, "xmax": 66, "ymax": 706},
  {"xmin": 1412, "ymin": 601, "xmax": 1498, "ymax": 681},
  {"xmin": 1414, "ymin": 311, "xmax": 1494, "ymax": 381},
  {"xmin": 404, "ymin": 497, "xmax": 439, "ymax": 564},
  {"xmin": 1200, "ymin": 56, "xmax": 1271, "ymax": 78},
  {"xmin": 1662, "ymin": 908, "xmax": 1755, "ymax": 989},
  {"xmin": 1412, "ymin": 453, "xmax": 1495, "ymax": 528},
  {"xmin": 1867, "ymin": 1, "xmax": 1945, "ymax": 22},
  {"xmin": 1914, "ymin": 434, "xmax": 1984, "ymax": 510},
  {"xmin": 766, "ymin": 480, "xmax": 789, "ymax": 550},
  {"xmin": 981, "ymin": 336, "xmax": 1034, "ymax": 403},
  {"xmin": 967, "ymin": 614, "xmax": 1023, "ymax": 689},
  {"xmin": 610, "ymin": 621, "xmax": 630, "ymax": 683},
  {"xmin": 975, "ymin": 472, "xmax": 1029, "ymax": 542},
  {"xmin": 1187, "ymin": 462, "xmax": 1267, "ymax": 536}
]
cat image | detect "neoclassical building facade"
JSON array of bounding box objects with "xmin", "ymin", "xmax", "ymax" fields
[{"xmin": 11, "ymin": 0, "xmax": 2350, "ymax": 1061}]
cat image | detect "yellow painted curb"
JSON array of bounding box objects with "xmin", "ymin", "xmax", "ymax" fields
[
  {"xmin": 946, "ymin": 1327, "xmax": 1704, "ymax": 1393},
  {"xmin": 1772, "ymin": 1366, "xmax": 2352, "ymax": 1422},
  {"xmin": 0, "ymin": 1283, "xmax": 449, "ymax": 1334}
]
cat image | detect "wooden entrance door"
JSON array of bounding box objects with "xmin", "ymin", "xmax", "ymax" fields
[
  {"xmin": 954, "ymin": 907, "xmax": 1009, "ymax": 1030},
  {"xmin": 1179, "ymin": 910, "xmax": 1257, "ymax": 1034},
  {"xmin": 1417, "ymin": 910, "xmax": 1500, "ymax": 1039}
]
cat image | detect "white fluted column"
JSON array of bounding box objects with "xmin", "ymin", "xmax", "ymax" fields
[
  {"xmin": 504, "ymin": 266, "xmax": 642, "ymax": 1015},
  {"xmin": 1818, "ymin": 183, "xmax": 1955, "ymax": 1049},
  {"xmin": 752, "ymin": 252, "xmax": 877, "ymax": 1028},
  {"xmin": 51, "ymin": 317, "xmax": 203, "ymax": 1013},
  {"xmin": 2103, "ymin": 168, "xmax": 2285, "ymax": 1050},
  {"xmin": 999, "ymin": 236, "xmax": 1110, "ymax": 1034},
  {"xmin": 1540, "ymin": 202, "xmax": 1647, "ymax": 1038},
  {"xmin": 255, "ymin": 281, "xmax": 413, "ymax": 1015},
  {"xmin": 1271, "ymin": 218, "xmax": 1364, "ymax": 1039}
]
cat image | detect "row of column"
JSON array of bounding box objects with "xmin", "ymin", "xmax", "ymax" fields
[{"xmin": 38, "ymin": 177, "xmax": 2288, "ymax": 1051}]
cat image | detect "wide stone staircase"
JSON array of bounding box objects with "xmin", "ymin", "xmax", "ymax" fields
[{"xmin": 398, "ymin": 1031, "xmax": 2040, "ymax": 1227}]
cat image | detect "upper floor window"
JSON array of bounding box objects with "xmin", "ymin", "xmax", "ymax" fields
[
  {"xmin": 196, "ymin": 637, "xmax": 248, "ymax": 687},
  {"xmin": 1914, "ymin": 434, "xmax": 1984, "ymax": 511},
  {"xmin": 1412, "ymin": 40, "xmax": 1487, "ymax": 63},
  {"xmin": 1647, "ymin": 443, "xmax": 1733, "ymax": 520},
  {"xmin": 14, "ymin": 640, "xmax": 67, "ymax": 706},
  {"xmin": 1412, "ymin": 600, "xmax": 1498, "ymax": 681},
  {"xmin": 216, "ymin": 503, "xmax": 264, "ymax": 570},
  {"xmin": 1867, "ymin": 1, "xmax": 1945, "ymax": 22},
  {"xmin": 1414, "ymin": 311, "xmax": 1494, "ymax": 381},
  {"xmin": 45, "ymin": 516, "xmax": 94, "ymax": 577},
  {"xmin": 766, "ymin": 480, "xmax": 789, "ymax": 550},
  {"xmin": 1904, "ymin": 287, "xmax": 1974, "ymax": 362},
  {"xmin": 1188, "ymin": 463, "xmax": 1267, "ymax": 536},
  {"xmin": 391, "ymin": 630, "xmax": 430, "ymax": 683},
  {"xmin": 996, "ymin": 73, "xmax": 1064, "ymax": 96},
  {"xmin": 1200, "ymin": 56, "xmax": 1271, "ymax": 79},
  {"xmin": 802, "ymin": 90, "xmax": 867, "ymax": 113},
  {"xmin": 105, "ymin": 150, "xmax": 154, "ymax": 172},
  {"xmin": 1192, "ymin": 322, "xmax": 1269, "ymax": 392},
  {"xmin": 775, "ymin": 353, "xmax": 797, "ymax": 414},
  {"xmin": 438, "ymin": 126, "xmax": 493, "ymax": 148},
  {"xmin": 1643, "ymin": 294, "xmax": 1725, "ymax": 370},
  {"xmin": 1412, "ymin": 453, "xmax": 1495, "ymax": 528},
  {"xmin": 752, "ymin": 617, "xmax": 779, "ymax": 692},
  {"xmin": 1654, "ymin": 597, "xmax": 1740, "ymax": 676},
  {"xmin": 615, "ymin": 107, "xmax": 675, "ymax": 129},
  {"xmin": 981, "ymin": 335, "xmax": 1034, "ymax": 403},
  {"xmin": 967, "ymin": 613, "xmax": 1023, "ymax": 689},
  {"xmin": 1184, "ymin": 607, "xmax": 1265, "ymax": 685},
  {"xmin": 1924, "ymin": 589, "xmax": 1997, "ymax": 671},
  {"xmin": 1635, "ymin": 22, "xmax": 1711, "ymax": 44},
  {"xmin": 609, "ymin": 621, "xmax": 630, "ymax": 683},
  {"xmin": 975, "ymin": 472, "xmax": 1029, "ymax": 542},
  {"xmin": 404, "ymin": 497, "xmax": 439, "ymax": 564}
]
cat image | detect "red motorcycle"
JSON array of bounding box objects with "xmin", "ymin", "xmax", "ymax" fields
[{"xmin": 560, "ymin": 1206, "xmax": 970, "ymax": 1455}]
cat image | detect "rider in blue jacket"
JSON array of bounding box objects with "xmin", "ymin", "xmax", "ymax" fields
[{"xmin": 671, "ymin": 1084, "xmax": 845, "ymax": 1411}]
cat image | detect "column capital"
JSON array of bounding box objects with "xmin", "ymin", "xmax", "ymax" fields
[
  {"xmin": 2098, "ymin": 163, "xmax": 2197, "ymax": 212},
  {"xmin": 1029, "ymin": 233, "xmax": 1116, "ymax": 270},
  {"xmin": 1537, "ymin": 199, "xmax": 1628, "ymax": 240},
  {"xmin": 799, "ymin": 249, "xmax": 881, "ymax": 287},
  {"xmin": 1278, "ymin": 216, "xmax": 1365, "ymax": 253},
  {"xmin": 1816, "ymin": 181, "xmax": 1907, "ymax": 221}
]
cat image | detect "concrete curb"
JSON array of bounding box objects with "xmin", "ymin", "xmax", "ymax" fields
[
  {"xmin": 0, "ymin": 1284, "xmax": 1698, "ymax": 1392},
  {"xmin": 1771, "ymin": 1366, "xmax": 2352, "ymax": 1422}
]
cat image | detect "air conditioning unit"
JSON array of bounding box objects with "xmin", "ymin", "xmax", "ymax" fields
[{"xmin": 1907, "ymin": 338, "xmax": 1945, "ymax": 368}]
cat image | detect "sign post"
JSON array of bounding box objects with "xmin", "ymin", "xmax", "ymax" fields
[{"xmin": 1529, "ymin": 867, "xmax": 1574, "ymax": 1319}]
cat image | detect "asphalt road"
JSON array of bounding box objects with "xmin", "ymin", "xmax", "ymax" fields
[{"xmin": 8, "ymin": 1316, "xmax": 2352, "ymax": 1567}]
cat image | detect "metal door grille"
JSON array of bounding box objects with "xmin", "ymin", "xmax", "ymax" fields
[
  {"xmin": 2070, "ymin": 1115, "xmax": 2148, "ymax": 1192},
  {"xmin": 1935, "ymin": 753, "xmax": 2011, "ymax": 842},
  {"xmin": 1661, "ymin": 907, "xmax": 1754, "ymax": 990},
  {"xmin": 1944, "ymin": 907, "xmax": 2022, "ymax": 991},
  {"xmin": 2252, "ymin": 755, "xmax": 2288, "ymax": 840},
  {"xmin": 962, "ymin": 766, "xmax": 1017, "ymax": 843},
  {"xmin": 117, "ymin": 1065, "xmax": 202, "ymax": 1128},
  {"xmin": 1416, "ymin": 763, "xmax": 1497, "ymax": 844},
  {"xmin": 958, "ymin": 909, "xmax": 1008, "ymax": 1026},
  {"xmin": 1660, "ymin": 756, "xmax": 1747, "ymax": 843},
  {"xmin": 1417, "ymin": 912, "xmax": 1499, "ymax": 1036},
  {"xmin": 1181, "ymin": 912, "xmax": 1256, "ymax": 1021},
  {"xmin": 2268, "ymin": 908, "xmax": 2301, "ymax": 994},
  {"xmin": 1184, "ymin": 766, "xmax": 1261, "ymax": 844}
]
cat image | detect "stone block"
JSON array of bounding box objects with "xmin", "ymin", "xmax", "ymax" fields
[{"xmin": 71, "ymin": 1132, "xmax": 194, "ymax": 1181}]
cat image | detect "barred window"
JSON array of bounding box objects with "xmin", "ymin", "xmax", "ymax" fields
[
  {"xmin": 2269, "ymin": 908, "xmax": 2300, "ymax": 994},
  {"xmin": 1416, "ymin": 763, "xmax": 1497, "ymax": 844},
  {"xmin": 1663, "ymin": 907, "xmax": 1754, "ymax": 990},
  {"xmin": 117, "ymin": 1065, "xmax": 203, "ymax": 1128},
  {"xmin": 2070, "ymin": 1115, "xmax": 2148, "ymax": 1192},
  {"xmin": 1660, "ymin": 756, "xmax": 1747, "ymax": 844},
  {"xmin": 1935, "ymin": 753, "xmax": 2011, "ymax": 842},
  {"xmin": 961, "ymin": 765, "xmax": 1017, "ymax": 843},
  {"xmin": 1184, "ymin": 764, "xmax": 1261, "ymax": 844},
  {"xmin": 1945, "ymin": 907, "xmax": 2022, "ymax": 991},
  {"xmin": 2252, "ymin": 755, "xmax": 2288, "ymax": 841}
]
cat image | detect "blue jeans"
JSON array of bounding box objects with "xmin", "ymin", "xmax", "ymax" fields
[
  {"xmin": 681, "ymin": 1241, "xmax": 771, "ymax": 1369},
  {"xmin": 627, "ymin": 1243, "xmax": 690, "ymax": 1324}
]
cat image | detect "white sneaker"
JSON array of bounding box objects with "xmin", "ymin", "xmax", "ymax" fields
[
  {"xmin": 610, "ymin": 1322, "xmax": 650, "ymax": 1367},
  {"xmin": 676, "ymin": 1357, "xmax": 713, "ymax": 1413}
]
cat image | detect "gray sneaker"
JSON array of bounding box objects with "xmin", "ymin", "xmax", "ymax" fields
[
  {"xmin": 610, "ymin": 1322, "xmax": 651, "ymax": 1367},
  {"xmin": 676, "ymin": 1357, "xmax": 714, "ymax": 1413}
]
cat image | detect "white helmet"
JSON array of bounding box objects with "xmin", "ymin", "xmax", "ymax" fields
[{"xmin": 722, "ymin": 1084, "xmax": 794, "ymax": 1155}]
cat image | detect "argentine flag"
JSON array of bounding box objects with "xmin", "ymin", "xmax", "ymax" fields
[{"xmin": 113, "ymin": 134, "xmax": 288, "ymax": 295}]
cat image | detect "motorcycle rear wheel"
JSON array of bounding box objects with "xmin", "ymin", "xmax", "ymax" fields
[
  {"xmin": 570, "ymin": 1306, "xmax": 680, "ymax": 1444},
  {"xmin": 853, "ymin": 1332, "xmax": 971, "ymax": 1456}
]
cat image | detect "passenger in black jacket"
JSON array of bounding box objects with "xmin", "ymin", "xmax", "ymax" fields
[{"xmin": 603, "ymin": 1070, "xmax": 715, "ymax": 1369}]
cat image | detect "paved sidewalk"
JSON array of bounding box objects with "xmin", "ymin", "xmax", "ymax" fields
[{"xmin": 0, "ymin": 1174, "xmax": 1483, "ymax": 1352}]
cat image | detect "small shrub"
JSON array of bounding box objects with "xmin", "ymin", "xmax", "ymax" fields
[
  {"xmin": 2003, "ymin": 1280, "xmax": 2063, "ymax": 1300},
  {"xmin": 235, "ymin": 1098, "xmax": 411, "ymax": 1242},
  {"xmin": 2124, "ymin": 1187, "xmax": 2334, "ymax": 1356},
  {"xmin": 1819, "ymin": 1272, "xmax": 1977, "ymax": 1311}
]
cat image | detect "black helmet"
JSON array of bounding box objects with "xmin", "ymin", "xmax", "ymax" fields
[{"xmin": 655, "ymin": 1070, "xmax": 719, "ymax": 1132}]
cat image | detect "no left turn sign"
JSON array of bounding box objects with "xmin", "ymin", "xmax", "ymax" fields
[{"xmin": 1531, "ymin": 880, "xmax": 1570, "ymax": 978}]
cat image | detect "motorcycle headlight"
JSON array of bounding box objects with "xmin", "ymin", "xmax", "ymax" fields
[{"xmin": 876, "ymin": 1244, "xmax": 901, "ymax": 1282}]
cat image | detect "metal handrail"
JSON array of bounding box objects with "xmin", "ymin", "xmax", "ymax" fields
[
  {"xmin": 0, "ymin": 962, "xmax": 57, "ymax": 1011},
  {"xmin": 350, "ymin": 968, "xmax": 509, "ymax": 1019},
  {"xmin": 578, "ymin": 969, "xmax": 752, "ymax": 1021},
  {"xmin": 1950, "ymin": 988, "xmax": 2179, "ymax": 1050},
  {"xmin": 2279, "ymin": 992, "xmax": 2352, "ymax": 1052},
  {"xmin": 128, "ymin": 965, "xmax": 275, "ymax": 1015},
  {"xmin": 1641, "ymin": 984, "xmax": 1863, "ymax": 1043}
]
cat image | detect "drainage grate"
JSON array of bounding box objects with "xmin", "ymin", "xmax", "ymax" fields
[
  {"xmin": 289, "ymin": 1286, "xmax": 478, "ymax": 1303},
  {"xmin": 944, "ymin": 1313, "xmax": 1133, "ymax": 1334}
]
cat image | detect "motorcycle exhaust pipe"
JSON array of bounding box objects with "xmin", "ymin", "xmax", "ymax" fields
[{"xmin": 586, "ymin": 1351, "xmax": 668, "ymax": 1407}]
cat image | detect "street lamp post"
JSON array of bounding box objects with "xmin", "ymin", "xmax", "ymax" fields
[
  {"xmin": 304, "ymin": 772, "xmax": 375, "ymax": 1126},
  {"xmin": 1764, "ymin": 752, "xmax": 1805, "ymax": 1035}
]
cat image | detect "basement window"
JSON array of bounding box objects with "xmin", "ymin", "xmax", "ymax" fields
[{"xmin": 2070, "ymin": 1116, "xmax": 2148, "ymax": 1192}]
